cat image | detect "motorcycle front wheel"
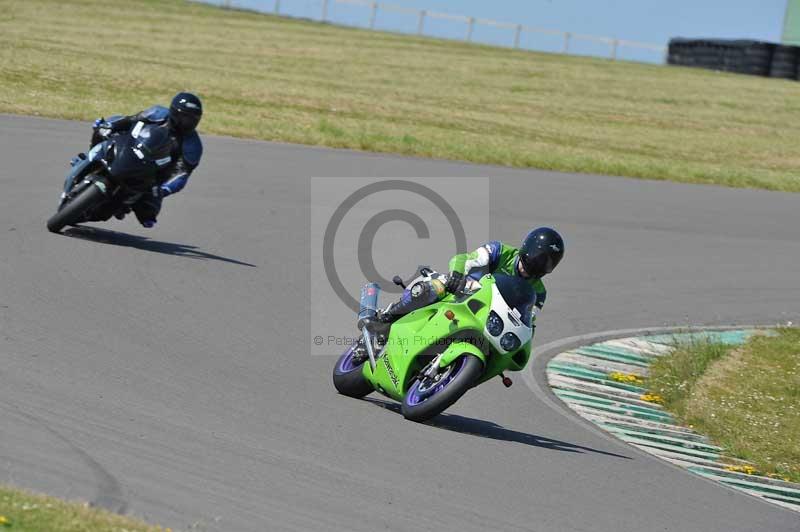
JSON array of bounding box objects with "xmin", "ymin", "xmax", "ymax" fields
[
  {"xmin": 47, "ymin": 182, "xmax": 104, "ymax": 233},
  {"xmin": 401, "ymin": 355, "xmax": 483, "ymax": 422}
]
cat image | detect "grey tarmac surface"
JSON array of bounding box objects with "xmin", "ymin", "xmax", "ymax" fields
[{"xmin": 1, "ymin": 114, "xmax": 798, "ymax": 531}]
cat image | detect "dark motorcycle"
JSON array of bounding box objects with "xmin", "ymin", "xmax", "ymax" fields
[{"xmin": 46, "ymin": 121, "xmax": 173, "ymax": 233}]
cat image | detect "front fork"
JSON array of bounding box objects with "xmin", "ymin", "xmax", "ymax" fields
[
  {"xmin": 62, "ymin": 140, "xmax": 112, "ymax": 197},
  {"xmin": 422, "ymin": 353, "xmax": 445, "ymax": 379},
  {"xmin": 61, "ymin": 155, "xmax": 93, "ymax": 203}
]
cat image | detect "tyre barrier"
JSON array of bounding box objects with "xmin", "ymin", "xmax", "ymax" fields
[
  {"xmin": 546, "ymin": 330, "xmax": 800, "ymax": 513},
  {"xmin": 668, "ymin": 38, "xmax": 799, "ymax": 80},
  {"xmin": 769, "ymin": 45, "xmax": 799, "ymax": 79}
]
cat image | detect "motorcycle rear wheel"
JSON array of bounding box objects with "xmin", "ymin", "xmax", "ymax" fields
[
  {"xmin": 401, "ymin": 355, "xmax": 483, "ymax": 422},
  {"xmin": 47, "ymin": 182, "xmax": 104, "ymax": 233},
  {"xmin": 332, "ymin": 343, "xmax": 373, "ymax": 398}
]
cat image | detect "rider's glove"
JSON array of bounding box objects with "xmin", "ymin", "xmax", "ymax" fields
[
  {"xmin": 445, "ymin": 271, "xmax": 464, "ymax": 294},
  {"xmin": 92, "ymin": 118, "xmax": 111, "ymax": 130},
  {"xmin": 93, "ymin": 118, "xmax": 112, "ymax": 138},
  {"xmin": 151, "ymin": 185, "xmax": 171, "ymax": 198}
]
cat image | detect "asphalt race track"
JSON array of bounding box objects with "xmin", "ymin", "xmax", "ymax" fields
[{"xmin": 1, "ymin": 114, "xmax": 799, "ymax": 531}]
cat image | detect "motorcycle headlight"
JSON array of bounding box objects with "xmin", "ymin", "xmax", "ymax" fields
[
  {"xmin": 486, "ymin": 311, "xmax": 504, "ymax": 337},
  {"xmin": 500, "ymin": 332, "xmax": 521, "ymax": 352}
]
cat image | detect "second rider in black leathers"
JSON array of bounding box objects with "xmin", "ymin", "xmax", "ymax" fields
[{"xmin": 90, "ymin": 92, "xmax": 204, "ymax": 227}]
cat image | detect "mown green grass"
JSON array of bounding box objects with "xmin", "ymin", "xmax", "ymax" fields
[
  {"xmin": 0, "ymin": 485, "xmax": 168, "ymax": 531},
  {"xmin": 1, "ymin": 0, "xmax": 800, "ymax": 191},
  {"xmin": 648, "ymin": 329, "xmax": 800, "ymax": 482},
  {"xmin": 646, "ymin": 339, "xmax": 732, "ymax": 410}
]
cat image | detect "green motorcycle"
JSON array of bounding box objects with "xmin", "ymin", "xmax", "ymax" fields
[{"xmin": 332, "ymin": 268, "xmax": 535, "ymax": 422}]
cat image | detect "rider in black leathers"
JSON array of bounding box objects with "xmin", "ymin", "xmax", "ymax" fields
[{"xmin": 89, "ymin": 92, "xmax": 203, "ymax": 227}]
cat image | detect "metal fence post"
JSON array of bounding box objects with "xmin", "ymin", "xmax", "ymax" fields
[
  {"xmin": 369, "ymin": 2, "xmax": 378, "ymax": 29},
  {"xmin": 217, "ymin": 1, "xmax": 664, "ymax": 64}
]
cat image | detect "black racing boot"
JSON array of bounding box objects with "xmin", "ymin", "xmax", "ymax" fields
[{"xmin": 376, "ymin": 280, "xmax": 441, "ymax": 324}]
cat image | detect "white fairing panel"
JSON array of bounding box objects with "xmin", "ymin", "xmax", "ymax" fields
[
  {"xmin": 131, "ymin": 121, "xmax": 145, "ymax": 139},
  {"xmin": 484, "ymin": 283, "xmax": 533, "ymax": 354}
]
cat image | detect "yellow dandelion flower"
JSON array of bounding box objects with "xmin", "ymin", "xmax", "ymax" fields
[
  {"xmin": 726, "ymin": 465, "xmax": 759, "ymax": 475},
  {"xmin": 0, "ymin": 515, "xmax": 9, "ymax": 526},
  {"xmin": 609, "ymin": 372, "xmax": 644, "ymax": 385},
  {"xmin": 640, "ymin": 393, "xmax": 665, "ymax": 404}
]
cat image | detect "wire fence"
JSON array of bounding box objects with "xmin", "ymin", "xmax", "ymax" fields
[{"xmin": 209, "ymin": 0, "xmax": 667, "ymax": 63}]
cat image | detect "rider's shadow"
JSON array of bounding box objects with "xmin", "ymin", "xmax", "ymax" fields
[
  {"xmin": 62, "ymin": 226, "xmax": 257, "ymax": 268},
  {"xmin": 364, "ymin": 398, "xmax": 631, "ymax": 459}
]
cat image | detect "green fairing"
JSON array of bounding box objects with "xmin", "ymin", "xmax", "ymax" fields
[
  {"xmin": 361, "ymin": 274, "xmax": 532, "ymax": 402},
  {"xmin": 438, "ymin": 341, "xmax": 485, "ymax": 369}
]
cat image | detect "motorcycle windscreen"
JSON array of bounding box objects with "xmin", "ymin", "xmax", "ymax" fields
[
  {"xmin": 133, "ymin": 123, "xmax": 173, "ymax": 162},
  {"xmin": 108, "ymin": 127, "xmax": 171, "ymax": 191},
  {"xmin": 493, "ymin": 274, "xmax": 535, "ymax": 325}
]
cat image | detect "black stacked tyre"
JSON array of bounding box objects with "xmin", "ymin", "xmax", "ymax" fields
[
  {"xmin": 668, "ymin": 38, "xmax": 788, "ymax": 79},
  {"xmin": 769, "ymin": 45, "xmax": 799, "ymax": 79}
]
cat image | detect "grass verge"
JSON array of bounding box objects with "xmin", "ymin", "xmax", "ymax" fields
[
  {"xmin": 0, "ymin": 485, "xmax": 167, "ymax": 531},
  {"xmin": 1, "ymin": 0, "xmax": 800, "ymax": 191},
  {"xmin": 648, "ymin": 329, "xmax": 800, "ymax": 482}
]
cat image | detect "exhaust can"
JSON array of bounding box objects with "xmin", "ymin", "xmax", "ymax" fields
[{"xmin": 358, "ymin": 282, "xmax": 381, "ymax": 327}]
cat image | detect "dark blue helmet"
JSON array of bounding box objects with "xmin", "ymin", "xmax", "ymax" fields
[
  {"xmin": 519, "ymin": 227, "xmax": 564, "ymax": 279},
  {"xmin": 169, "ymin": 92, "xmax": 202, "ymax": 134}
]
